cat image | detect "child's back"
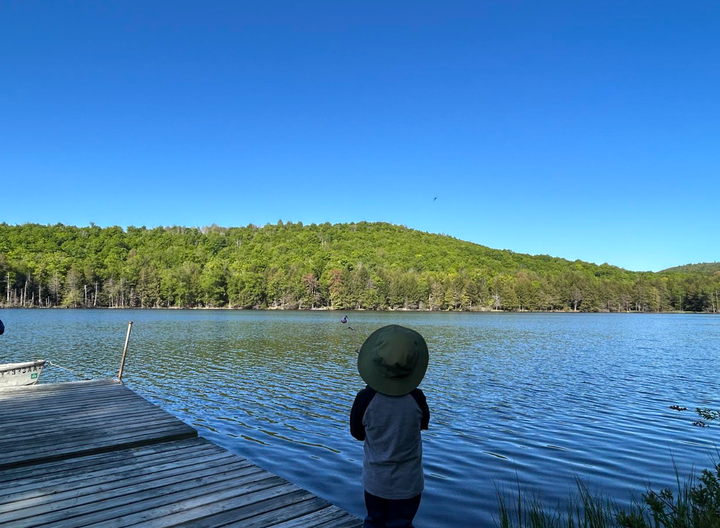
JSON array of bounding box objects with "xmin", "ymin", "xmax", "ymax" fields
[
  {"xmin": 351, "ymin": 387, "xmax": 430, "ymax": 499},
  {"xmin": 351, "ymin": 324, "xmax": 430, "ymax": 528}
]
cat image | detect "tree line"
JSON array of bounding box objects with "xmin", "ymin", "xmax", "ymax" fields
[{"xmin": 1, "ymin": 222, "xmax": 719, "ymax": 313}]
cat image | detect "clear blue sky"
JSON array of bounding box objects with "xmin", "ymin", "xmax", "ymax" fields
[{"xmin": 1, "ymin": 1, "xmax": 718, "ymax": 272}]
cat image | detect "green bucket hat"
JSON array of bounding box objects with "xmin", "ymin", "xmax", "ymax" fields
[{"xmin": 357, "ymin": 325, "xmax": 429, "ymax": 396}]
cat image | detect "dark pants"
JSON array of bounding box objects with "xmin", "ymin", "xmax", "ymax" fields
[{"xmin": 364, "ymin": 491, "xmax": 422, "ymax": 528}]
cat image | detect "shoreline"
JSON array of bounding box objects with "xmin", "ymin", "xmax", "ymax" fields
[{"xmin": 0, "ymin": 306, "xmax": 709, "ymax": 315}]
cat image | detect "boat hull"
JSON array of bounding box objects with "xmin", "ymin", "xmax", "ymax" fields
[{"xmin": 0, "ymin": 360, "xmax": 46, "ymax": 387}]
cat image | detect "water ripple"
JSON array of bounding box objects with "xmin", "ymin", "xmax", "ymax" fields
[{"xmin": 1, "ymin": 310, "xmax": 718, "ymax": 527}]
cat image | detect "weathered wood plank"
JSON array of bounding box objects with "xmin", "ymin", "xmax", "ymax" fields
[
  {"xmin": 221, "ymin": 497, "xmax": 332, "ymax": 528},
  {"xmin": 84, "ymin": 481, "xmax": 304, "ymax": 528},
  {"xmin": 0, "ymin": 406, "xmax": 179, "ymax": 441},
  {"xmin": 0, "ymin": 408, "xmax": 180, "ymax": 443},
  {"xmin": 0, "ymin": 379, "xmax": 120, "ymax": 398},
  {"xmin": 0, "ymin": 390, "xmax": 148, "ymax": 416},
  {"xmin": 0, "ymin": 384, "xmax": 149, "ymax": 405},
  {"xmin": 0, "ymin": 461, "xmax": 263, "ymax": 524},
  {"xmin": 169, "ymin": 489, "xmax": 317, "ymax": 528},
  {"xmin": 0, "ymin": 381, "xmax": 126, "ymax": 405},
  {"xmin": 0, "ymin": 424, "xmax": 197, "ymax": 470},
  {"xmin": 0, "ymin": 444, "xmax": 222, "ymax": 498},
  {"xmin": 0, "ymin": 420, "xmax": 195, "ymax": 461},
  {"xmin": 5, "ymin": 389, "xmax": 165, "ymax": 413},
  {"xmin": 0, "ymin": 379, "xmax": 116, "ymax": 396},
  {"xmin": 0, "ymin": 404, "xmax": 179, "ymax": 434},
  {"xmin": 0, "ymin": 437, "xmax": 212, "ymax": 486},
  {"xmin": 36, "ymin": 475, "xmax": 289, "ymax": 527},
  {"xmin": 0, "ymin": 449, "xmax": 244, "ymax": 507},
  {"xmin": 0, "ymin": 391, "xmax": 139, "ymax": 420},
  {"xmin": 0, "ymin": 396, "xmax": 152, "ymax": 426},
  {"xmin": 0, "ymin": 380, "xmax": 360, "ymax": 528},
  {"xmin": 0, "ymin": 416, "xmax": 192, "ymax": 456},
  {"xmin": 0, "ymin": 384, "xmax": 127, "ymax": 404},
  {"xmin": 314, "ymin": 516, "xmax": 365, "ymax": 528},
  {"xmin": 268, "ymin": 505, "xmax": 357, "ymax": 528},
  {"xmin": 0, "ymin": 381, "xmax": 177, "ymax": 463}
]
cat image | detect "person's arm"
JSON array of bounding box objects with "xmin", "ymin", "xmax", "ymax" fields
[
  {"xmin": 410, "ymin": 389, "xmax": 430, "ymax": 430},
  {"xmin": 350, "ymin": 387, "xmax": 376, "ymax": 441}
]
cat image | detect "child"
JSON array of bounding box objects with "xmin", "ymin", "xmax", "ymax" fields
[{"xmin": 350, "ymin": 324, "xmax": 430, "ymax": 528}]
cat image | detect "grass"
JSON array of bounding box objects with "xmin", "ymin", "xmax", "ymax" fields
[{"xmin": 496, "ymin": 463, "xmax": 720, "ymax": 528}]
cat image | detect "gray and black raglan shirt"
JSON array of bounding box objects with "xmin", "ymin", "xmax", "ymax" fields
[{"xmin": 350, "ymin": 387, "xmax": 430, "ymax": 499}]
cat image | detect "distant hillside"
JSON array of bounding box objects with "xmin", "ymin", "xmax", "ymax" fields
[
  {"xmin": 662, "ymin": 262, "xmax": 720, "ymax": 275},
  {"xmin": 0, "ymin": 222, "xmax": 718, "ymax": 312}
]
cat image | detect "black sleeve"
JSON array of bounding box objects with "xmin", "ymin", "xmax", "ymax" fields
[
  {"xmin": 410, "ymin": 389, "xmax": 430, "ymax": 430},
  {"xmin": 350, "ymin": 387, "xmax": 376, "ymax": 441}
]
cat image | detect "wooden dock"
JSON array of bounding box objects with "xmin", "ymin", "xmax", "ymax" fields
[{"xmin": 0, "ymin": 379, "xmax": 362, "ymax": 528}]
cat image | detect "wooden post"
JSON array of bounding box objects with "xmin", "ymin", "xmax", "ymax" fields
[{"xmin": 117, "ymin": 321, "xmax": 133, "ymax": 382}]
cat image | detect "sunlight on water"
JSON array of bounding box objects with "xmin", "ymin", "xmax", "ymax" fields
[{"xmin": 1, "ymin": 310, "xmax": 718, "ymax": 526}]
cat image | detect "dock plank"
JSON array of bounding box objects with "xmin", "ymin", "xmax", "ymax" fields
[
  {"xmin": 0, "ymin": 441, "xmax": 222, "ymax": 498},
  {"xmin": 0, "ymin": 413, "xmax": 182, "ymax": 446},
  {"xmin": 315, "ymin": 518, "xmax": 365, "ymax": 528},
  {"xmin": 269, "ymin": 504, "xmax": 360, "ymax": 528},
  {"xmin": 0, "ymin": 380, "xmax": 127, "ymax": 406},
  {"xmin": 0, "ymin": 379, "xmax": 197, "ymax": 471},
  {"xmin": 44, "ymin": 476, "xmax": 288, "ymax": 527},
  {"xmin": 223, "ymin": 497, "xmax": 333, "ymax": 528},
  {"xmin": 2, "ymin": 463, "xmax": 265, "ymax": 525},
  {"xmin": 0, "ymin": 423, "xmax": 197, "ymax": 470},
  {"xmin": 0, "ymin": 404, "xmax": 168, "ymax": 433},
  {"xmin": 0, "ymin": 437, "xmax": 213, "ymax": 486},
  {"xmin": 103, "ymin": 481, "xmax": 302, "ymax": 528},
  {"xmin": 0, "ymin": 380, "xmax": 361, "ymax": 527},
  {"xmin": 0, "ymin": 449, "xmax": 244, "ymax": 507},
  {"xmin": 170, "ymin": 489, "xmax": 318, "ymax": 528},
  {"xmin": 0, "ymin": 378, "xmax": 116, "ymax": 397}
]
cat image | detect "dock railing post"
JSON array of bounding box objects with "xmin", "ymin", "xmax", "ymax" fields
[{"xmin": 117, "ymin": 321, "xmax": 133, "ymax": 382}]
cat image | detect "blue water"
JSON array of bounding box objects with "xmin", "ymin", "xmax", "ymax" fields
[{"xmin": 1, "ymin": 310, "xmax": 718, "ymax": 527}]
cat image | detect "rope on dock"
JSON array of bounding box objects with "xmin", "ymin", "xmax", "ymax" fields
[{"xmin": 46, "ymin": 361, "xmax": 92, "ymax": 381}]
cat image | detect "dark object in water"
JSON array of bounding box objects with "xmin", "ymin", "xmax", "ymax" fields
[
  {"xmin": 0, "ymin": 318, "xmax": 4, "ymax": 336},
  {"xmin": 669, "ymin": 405, "xmax": 688, "ymax": 411},
  {"xmin": 693, "ymin": 420, "xmax": 707, "ymax": 427}
]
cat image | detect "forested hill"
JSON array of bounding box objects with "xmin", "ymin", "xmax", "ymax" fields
[
  {"xmin": 0, "ymin": 222, "xmax": 718, "ymax": 313},
  {"xmin": 661, "ymin": 262, "xmax": 720, "ymax": 275}
]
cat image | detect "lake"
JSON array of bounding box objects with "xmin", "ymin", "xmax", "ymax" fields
[{"xmin": 1, "ymin": 310, "xmax": 718, "ymax": 526}]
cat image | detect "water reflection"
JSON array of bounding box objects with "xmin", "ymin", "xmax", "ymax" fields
[{"xmin": 0, "ymin": 310, "xmax": 718, "ymax": 527}]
